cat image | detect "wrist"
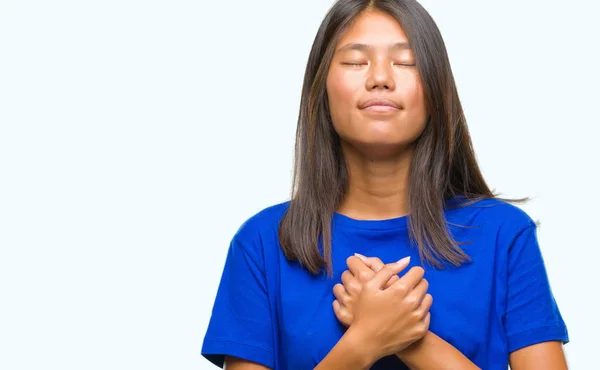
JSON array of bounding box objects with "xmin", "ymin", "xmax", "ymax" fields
[
  {"xmin": 395, "ymin": 331, "xmax": 430, "ymax": 362},
  {"xmin": 344, "ymin": 325, "xmax": 379, "ymax": 368}
]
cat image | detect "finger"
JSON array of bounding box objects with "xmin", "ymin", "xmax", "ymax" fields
[
  {"xmin": 341, "ymin": 270, "xmax": 353, "ymax": 287},
  {"xmin": 423, "ymin": 311, "xmax": 431, "ymax": 328},
  {"xmin": 354, "ymin": 253, "xmax": 369, "ymax": 264},
  {"xmin": 382, "ymin": 257, "xmax": 410, "ymax": 289},
  {"xmin": 406, "ymin": 278, "xmax": 429, "ymax": 308},
  {"xmin": 354, "ymin": 253, "xmax": 379, "ymax": 270},
  {"xmin": 384, "ymin": 274, "xmax": 400, "ymax": 289},
  {"xmin": 341, "ymin": 270, "xmax": 363, "ymax": 296},
  {"xmin": 354, "ymin": 255, "xmax": 408, "ymax": 290},
  {"xmin": 332, "ymin": 299, "xmax": 342, "ymax": 317},
  {"xmin": 365, "ymin": 257, "xmax": 402, "ymax": 288},
  {"xmin": 368, "ymin": 256, "xmax": 411, "ymax": 290},
  {"xmin": 420, "ymin": 293, "xmax": 433, "ymax": 312},
  {"xmin": 332, "ymin": 300, "xmax": 352, "ymax": 327},
  {"xmin": 412, "ymin": 278, "xmax": 429, "ymax": 299},
  {"xmin": 355, "ymin": 254, "xmax": 391, "ymax": 274},
  {"xmin": 346, "ymin": 255, "xmax": 376, "ymax": 283},
  {"xmin": 416, "ymin": 311, "xmax": 431, "ymax": 336},
  {"xmin": 333, "ymin": 283, "xmax": 350, "ymax": 305},
  {"xmin": 397, "ymin": 265, "xmax": 426, "ymax": 291},
  {"xmin": 363, "ymin": 256, "xmax": 385, "ymax": 272}
]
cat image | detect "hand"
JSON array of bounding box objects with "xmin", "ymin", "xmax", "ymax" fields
[
  {"xmin": 333, "ymin": 255, "xmax": 404, "ymax": 326},
  {"xmin": 334, "ymin": 256, "xmax": 433, "ymax": 359}
]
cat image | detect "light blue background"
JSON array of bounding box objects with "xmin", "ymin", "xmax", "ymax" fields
[{"xmin": 1, "ymin": 0, "xmax": 597, "ymax": 368}]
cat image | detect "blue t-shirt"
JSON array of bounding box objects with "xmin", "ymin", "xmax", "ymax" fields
[{"xmin": 201, "ymin": 198, "xmax": 569, "ymax": 369}]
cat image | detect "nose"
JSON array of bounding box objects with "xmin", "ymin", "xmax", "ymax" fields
[{"xmin": 365, "ymin": 61, "xmax": 396, "ymax": 91}]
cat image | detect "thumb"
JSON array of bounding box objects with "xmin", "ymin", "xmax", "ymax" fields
[{"xmin": 369, "ymin": 256, "xmax": 411, "ymax": 289}]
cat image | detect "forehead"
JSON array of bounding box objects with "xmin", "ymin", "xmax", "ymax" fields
[{"xmin": 336, "ymin": 10, "xmax": 409, "ymax": 48}]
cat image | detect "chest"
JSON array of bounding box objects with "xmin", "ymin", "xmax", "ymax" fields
[{"xmin": 273, "ymin": 241, "xmax": 499, "ymax": 369}]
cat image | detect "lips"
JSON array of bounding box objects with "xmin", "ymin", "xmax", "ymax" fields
[{"xmin": 359, "ymin": 98, "xmax": 401, "ymax": 110}]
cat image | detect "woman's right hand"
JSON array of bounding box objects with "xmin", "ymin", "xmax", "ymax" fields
[{"xmin": 348, "ymin": 259, "xmax": 432, "ymax": 361}]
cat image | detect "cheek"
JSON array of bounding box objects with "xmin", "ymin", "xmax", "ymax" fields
[
  {"xmin": 402, "ymin": 74, "xmax": 427, "ymax": 117},
  {"xmin": 326, "ymin": 71, "xmax": 359, "ymax": 118}
]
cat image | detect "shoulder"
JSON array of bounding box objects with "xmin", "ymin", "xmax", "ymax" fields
[
  {"xmin": 233, "ymin": 200, "xmax": 290, "ymax": 240},
  {"xmin": 470, "ymin": 197, "xmax": 534, "ymax": 224},
  {"xmin": 444, "ymin": 197, "xmax": 542, "ymax": 266},
  {"xmin": 229, "ymin": 200, "xmax": 290, "ymax": 260},
  {"xmin": 447, "ymin": 197, "xmax": 536, "ymax": 239}
]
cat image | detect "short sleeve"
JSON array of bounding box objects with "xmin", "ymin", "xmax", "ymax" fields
[
  {"xmin": 201, "ymin": 233, "xmax": 275, "ymax": 368},
  {"xmin": 504, "ymin": 222, "xmax": 569, "ymax": 352}
]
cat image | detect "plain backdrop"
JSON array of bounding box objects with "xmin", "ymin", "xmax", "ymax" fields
[{"xmin": 1, "ymin": 0, "xmax": 598, "ymax": 369}]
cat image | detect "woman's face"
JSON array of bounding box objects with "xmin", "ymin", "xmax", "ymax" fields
[{"xmin": 326, "ymin": 10, "xmax": 428, "ymax": 157}]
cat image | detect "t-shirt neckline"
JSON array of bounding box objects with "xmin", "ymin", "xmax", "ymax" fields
[{"xmin": 332, "ymin": 211, "xmax": 409, "ymax": 230}]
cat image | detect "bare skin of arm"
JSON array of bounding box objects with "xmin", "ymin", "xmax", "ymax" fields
[
  {"xmin": 337, "ymin": 255, "xmax": 568, "ymax": 370},
  {"xmin": 226, "ymin": 261, "xmax": 431, "ymax": 370},
  {"xmin": 225, "ymin": 257, "xmax": 568, "ymax": 370},
  {"xmin": 509, "ymin": 341, "xmax": 568, "ymax": 370},
  {"xmin": 336, "ymin": 255, "xmax": 479, "ymax": 370},
  {"xmin": 312, "ymin": 326, "xmax": 379, "ymax": 370},
  {"xmin": 395, "ymin": 330, "xmax": 479, "ymax": 370},
  {"xmin": 223, "ymin": 330, "xmax": 479, "ymax": 370},
  {"xmin": 320, "ymin": 261, "xmax": 433, "ymax": 369},
  {"xmin": 224, "ymin": 357, "xmax": 271, "ymax": 370},
  {"xmin": 224, "ymin": 327, "xmax": 374, "ymax": 370}
]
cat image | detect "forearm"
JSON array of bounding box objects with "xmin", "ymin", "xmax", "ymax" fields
[
  {"xmin": 395, "ymin": 331, "xmax": 480, "ymax": 370},
  {"xmin": 314, "ymin": 327, "xmax": 376, "ymax": 370}
]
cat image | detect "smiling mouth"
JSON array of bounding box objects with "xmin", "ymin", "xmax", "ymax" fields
[
  {"xmin": 363, "ymin": 105, "xmax": 400, "ymax": 112},
  {"xmin": 358, "ymin": 98, "xmax": 402, "ymax": 112},
  {"xmin": 360, "ymin": 104, "xmax": 401, "ymax": 115}
]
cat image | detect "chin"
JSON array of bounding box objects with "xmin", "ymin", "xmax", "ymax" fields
[
  {"xmin": 355, "ymin": 129, "xmax": 409, "ymax": 144},
  {"xmin": 344, "ymin": 137, "xmax": 415, "ymax": 158}
]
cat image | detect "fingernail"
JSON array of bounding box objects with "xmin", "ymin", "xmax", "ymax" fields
[
  {"xmin": 354, "ymin": 253, "xmax": 368, "ymax": 260},
  {"xmin": 396, "ymin": 256, "xmax": 411, "ymax": 265}
]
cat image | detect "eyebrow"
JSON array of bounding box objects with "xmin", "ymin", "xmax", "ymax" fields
[{"xmin": 336, "ymin": 42, "xmax": 412, "ymax": 53}]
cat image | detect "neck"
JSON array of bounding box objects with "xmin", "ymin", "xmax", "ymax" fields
[{"xmin": 336, "ymin": 142, "xmax": 413, "ymax": 220}]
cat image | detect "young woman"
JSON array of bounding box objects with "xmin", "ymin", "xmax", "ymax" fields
[{"xmin": 201, "ymin": 0, "xmax": 569, "ymax": 369}]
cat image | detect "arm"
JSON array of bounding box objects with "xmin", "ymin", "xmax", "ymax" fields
[
  {"xmin": 225, "ymin": 327, "xmax": 374, "ymax": 370},
  {"xmin": 201, "ymin": 232, "xmax": 276, "ymax": 369},
  {"xmin": 394, "ymin": 221, "xmax": 571, "ymax": 370},
  {"xmin": 503, "ymin": 223, "xmax": 569, "ymax": 367},
  {"xmin": 341, "ymin": 255, "xmax": 480, "ymax": 369},
  {"xmin": 316, "ymin": 262, "xmax": 430, "ymax": 369},
  {"xmin": 508, "ymin": 341, "xmax": 568, "ymax": 370},
  {"xmin": 224, "ymin": 356, "xmax": 271, "ymax": 370},
  {"xmin": 395, "ymin": 331, "xmax": 480, "ymax": 370},
  {"xmin": 395, "ymin": 333, "xmax": 569, "ymax": 370},
  {"xmin": 224, "ymin": 260, "xmax": 417, "ymax": 370},
  {"xmin": 313, "ymin": 327, "xmax": 376, "ymax": 370}
]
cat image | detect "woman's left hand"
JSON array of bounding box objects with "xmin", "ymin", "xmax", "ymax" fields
[{"xmin": 333, "ymin": 254, "xmax": 403, "ymax": 327}]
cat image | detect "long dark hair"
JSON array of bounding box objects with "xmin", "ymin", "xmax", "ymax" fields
[{"xmin": 278, "ymin": 0, "xmax": 525, "ymax": 275}]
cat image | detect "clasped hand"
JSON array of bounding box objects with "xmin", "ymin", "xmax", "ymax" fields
[{"xmin": 332, "ymin": 254, "xmax": 432, "ymax": 360}]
